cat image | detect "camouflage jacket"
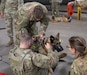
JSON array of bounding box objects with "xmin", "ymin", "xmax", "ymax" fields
[
  {"xmin": 0, "ymin": 0, "xmax": 24, "ymax": 14},
  {"xmin": 70, "ymin": 55, "xmax": 87, "ymax": 75},
  {"xmin": 50, "ymin": 0, "xmax": 63, "ymax": 3},
  {"xmin": 76, "ymin": 0, "xmax": 87, "ymax": 9},
  {"xmin": 9, "ymin": 47, "xmax": 59, "ymax": 75},
  {"xmin": 17, "ymin": 2, "xmax": 50, "ymax": 35}
]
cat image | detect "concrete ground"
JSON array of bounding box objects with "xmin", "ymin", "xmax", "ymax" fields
[{"xmin": 0, "ymin": 11, "xmax": 87, "ymax": 75}]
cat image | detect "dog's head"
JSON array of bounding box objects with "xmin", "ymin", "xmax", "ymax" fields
[
  {"xmin": 42, "ymin": 33, "xmax": 64, "ymax": 52},
  {"xmin": 31, "ymin": 33, "xmax": 63, "ymax": 54}
]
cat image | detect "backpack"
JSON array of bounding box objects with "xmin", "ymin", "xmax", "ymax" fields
[{"xmin": 9, "ymin": 48, "xmax": 32, "ymax": 75}]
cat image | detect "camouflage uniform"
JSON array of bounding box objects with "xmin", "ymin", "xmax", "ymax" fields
[
  {"xmin": 0, "ymin": 0, "xmax": 6, "ymax": 16},
  {"xmin": 70, "ymin": 55, "xmax": 87, "ymax": 75},
  {"xmin": 76, "ymin": 0, "xmax": 87, "ymax": 9},
  {"xmin": 15, "ymin": 2, "xmax": 50, "ymax": 45},
  {"xmin": 0, "ymin": 0, "xmax": 24, "ymax": 46},
  {"xmin": 51, "ymin": 0, "xmax": 62, "ymax": 17},
  {"xmin": 9, "ymin": 47, "xmax": 59, "ymax": 75}
]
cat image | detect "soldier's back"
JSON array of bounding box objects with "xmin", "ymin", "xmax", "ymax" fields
[
  {"xmin": 9, "ymin": 48, "xmax": 49, "ymax": 75},
  {"xmin": 19, "ymin": 2, "xmax": 48, "ymax": 15}
]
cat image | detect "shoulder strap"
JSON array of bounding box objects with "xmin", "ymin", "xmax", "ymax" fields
[{"xmin": 22, "ymin": 50, "xmax": 33, "ymax": 61}]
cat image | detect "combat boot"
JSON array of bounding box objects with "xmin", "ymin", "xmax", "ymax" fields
[
  {"xmin": 6, "ymin": 37, "xmax": 14, "ymax": 47},
  {"xmin": 68, "ymin": 16, "xmax": 72, "ymax": 22}
]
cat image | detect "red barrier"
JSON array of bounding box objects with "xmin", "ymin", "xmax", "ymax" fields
[{"xmin": 0, "ymin": 73, "xmax": 7, "ymax": 75}]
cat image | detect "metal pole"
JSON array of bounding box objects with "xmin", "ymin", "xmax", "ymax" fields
[{"xmin": 77, "ymin": 6, "xmax": 81, "ymax": 20}]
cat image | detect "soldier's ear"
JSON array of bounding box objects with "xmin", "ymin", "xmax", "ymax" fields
[{"xmin": 27, "ymin": 40, "xmax": 32, "ymax": 47}]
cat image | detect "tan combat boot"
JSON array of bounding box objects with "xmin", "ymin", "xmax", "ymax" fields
[{"xmin": 6, "ymin": 37, "xmax": 14, "ymax": 47}]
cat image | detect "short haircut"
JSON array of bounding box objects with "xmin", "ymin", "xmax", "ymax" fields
[
  {"xmin": 33, "ymin": 5, "xmax": 44, "ymax": 20},
  {"xmin": 20, "ymin": 34, "xmax": 32, "ymax": 43}
]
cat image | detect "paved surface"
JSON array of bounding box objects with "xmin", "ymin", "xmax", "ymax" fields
[{"xmin": 0, "ymin": 11, "xmax": 87, "ymax": 75}]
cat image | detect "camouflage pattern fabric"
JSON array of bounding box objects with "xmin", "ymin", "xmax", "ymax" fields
[
  {"xmin": 70, "ymin": 55, "xmax": 87, "ymax": 75},
  {"xmin": 51, "ymin": 0, "xmax": 62, "ymax": 17},
  {"xmin": 76, "ymin": 0, "xmax": 87, "ymax": 9},
  {"xmin": 50, "ymin": 0, "xmax": 63, "ymax": 3},
  {"xmin": 0, "ymin": 0, "xmax": 24, "ymax": 38},
  {"xmin": 9, "ymin": 47, "xmax": 59, "ymax": 75},
  {"xmin": 15, "ymin": 2, "xmax": 50, "ymax": 45},
  {"xmin": 0, "ymin": 0, "xmax": 6, "ymax": 15}
]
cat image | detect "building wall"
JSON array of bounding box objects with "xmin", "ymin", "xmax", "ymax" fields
[{"xmin": 24, "ymin": 0, "xmax": 75, "ymax": 5}]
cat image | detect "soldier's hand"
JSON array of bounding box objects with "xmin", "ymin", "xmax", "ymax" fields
[
  {"xmin": 38, "ymin": 33, "xmax": 44, "ymax": 40},
  {"xmin": 45, "ymin": 43, "xmax": 52, "ymax": 50},
  {"xmin": 39, "ymin": 33, "xmax": 43, "ymax": 38}
]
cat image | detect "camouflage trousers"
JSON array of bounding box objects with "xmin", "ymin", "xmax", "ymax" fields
[
  {"xmin": 4, "ymin": 11, "xmax": 17, "ymax": 38},
  {"xmin": 51, "ymin": 2, "xmax": 60, "ymax": 17}
]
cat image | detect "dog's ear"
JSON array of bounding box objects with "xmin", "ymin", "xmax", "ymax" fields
[
  {"xmin": 42, "ymin": 38, "xmax": 46, "ymax": 45},
  {"xmin": 42, "ymin": 37, "xmax": 50, "ymax": 45},
  {"xmin": 56, "ymin": 33, "xmax": 60, "ymax": 39},
  {"xmin": 50, "ymin": 35, "xmax": 55, "ymax": 43}
]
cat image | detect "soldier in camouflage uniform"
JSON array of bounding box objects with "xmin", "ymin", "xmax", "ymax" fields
[
  {"xmin": 15, "ymin": 2, "xmax": 50, "ymax": 46},
  {"xmin": 0, "ymin": 0, "xmax": 5, "ymax": 17},
  {"xmin": 68, "ymin": 0, "xmax": 87, "ymax": 10},
  {"xmin": 67, "ymin": 36, "xmax": 87, "ymax": 75},
  {"xmin": 9, "ymin": 33, "xmax": 61, "ymax": 75},
  {"xmin": 76, "ymin": 0, "xmax": 87, "ymax": 9},
  {"xmin": 51, "ymin": 0, "xmax": 62, "ymax": 21},
  {"xmin": 0, "ymin": 0, "xmax": 24, "ymax": 46}
]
